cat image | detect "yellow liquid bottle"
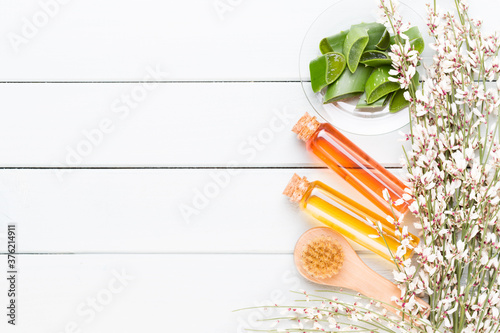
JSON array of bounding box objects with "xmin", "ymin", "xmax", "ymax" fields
[{"xmin": 283, "ymin": 174, "xmax": 419, "ymax": 262}]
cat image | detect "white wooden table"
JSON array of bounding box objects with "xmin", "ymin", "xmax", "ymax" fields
[{"xmin": 0, "ymin": 0, "xmax": 495, "ymax": 332}]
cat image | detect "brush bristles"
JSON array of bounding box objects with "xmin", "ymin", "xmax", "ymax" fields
[{"xmin": 301, "ymin": 236, "xmax": 344, "ymax": 279}]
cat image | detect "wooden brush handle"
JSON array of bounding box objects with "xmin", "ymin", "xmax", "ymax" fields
[{"xmin": 294, "ymin": 228, "xmax": 430, "ymax": 320}]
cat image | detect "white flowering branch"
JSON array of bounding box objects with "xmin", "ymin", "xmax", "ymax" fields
[
  {"xmin": 244, "ymin": 1, "xmax": 500, "ymax": 332},
  {"xmin": 382, "ymin": 0, "xmax": 500, "ymax": 331},
  {"xmin": 236, "ymin": 290, "xmax": 438, "ymax": 332},
  {"xmin": 378, "ymin": 0, "xmax": 419, "ymax": 95}
]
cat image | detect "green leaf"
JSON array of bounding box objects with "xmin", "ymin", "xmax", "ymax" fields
[
  {"xmin": 375, "ymin": 29, "xmax": 390, "ymax": 50},
  {"xmin": 364, "ymin": 66, "xmax": 400, "ymax": 104},
  {"xmin": 359, "ymin": 50, "xmax": 392, "ymax": 67},
  {"xmin": 324, "ymin": 65, "xmax": 373, "ymax": 103},
  {"xmin": 343, "ymin": 26, "xmax": 369, "ymax": 73},
  {"xmin": 389, "ymin": 72, "xmax": 420, "ymax": 113},
  {"xmin": 355, "ymin": 22, "xmax": 386, "ymax": 50},
  {"xmin": 309, "ymin": 52, "xmax": 346, "ymax": 93},
  {"xmin": 410, "ymin": 37, "xmax": 425, "ymax": 54},
  {"xmin": 356, "ymin": 91, "xmax": 392, "ymax": 109},
  {"xmin": 388, "ymin": 89, "xmax": 408, "ymax": 113},
  {"xmin": 390, "ymin": 26, "xmax": 425, "ymax": 54},
  {"xmin": 319, "ymin": 30, "xmax": 349, "ymax": 54},
  {"xmin": 402, "ymin": 26, "xmax": 422, "ymax": 40}
]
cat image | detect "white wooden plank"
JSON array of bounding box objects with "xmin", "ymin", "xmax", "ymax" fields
[
  {"xmin": 0, "ymin": 83, "xmax": 409, "ymax": 167},
  {"xmin": 0, "ymin": 168, "xmax": 409, "ymax": 253},
  {"xmin": 0, "ymin": 0, "xmax": 496, "ymax": 81},
  {"xmin": 0, "ymin": 0, "xmax": 336, "ymax": 81},
  {"xmin": 0, "ymin": 253, "xmax": 395, "ymax": 332}
]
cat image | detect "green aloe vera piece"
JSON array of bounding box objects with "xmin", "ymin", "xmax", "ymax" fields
[
  {"xmin": 390, "ymin": 26, "xmax": 425, "ymax": 53},
  {"xmin": 356, "ymin": 91, "xmax": 392, "ymax": 109},
  {"xmin": 309, "ymin": 52, "xmax": 346, "ymax": 93},
  {"xmin": 375, "ymin": 29, "xmax": 390, "ymax": 50},
  {"xmin": 320, "ymin": 30, "xmax": 349, "ymax": 54},
  {"xmin": 389, "ymin": 72, "xmax": 420, "ymax": 113},
  {"xmin": 410, "ymin": 36, "xmax": 425, "ymax": 54},
  {"xmin": 343, "ymin": 26, "xmax": 369, "ymax": 73},
  {"xmin": 324, "ymin": 65, "xmax": 373, "ymax": 103},
  {"xmin": 356, "ymin": 22, "xmax": 386, "ymax": 50},
  {"xmin": 389, "ymin": 89, "xmax": 409, "ymax": 113},
  {"xmin": 365, "ymin": 66, "xmax": 400, "ymax": 104},
  {"xmin": 359, "ymin": 50, "xmax": 392, "ymax": 67}
]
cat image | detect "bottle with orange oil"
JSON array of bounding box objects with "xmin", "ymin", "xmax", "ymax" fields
[
  {"xmin": 292, "ymin": 112, "xmax": 410, "ymax": 219},
  {"xmin": 283, "ymin": 174, "xmax": 419, "ymax": 262}
]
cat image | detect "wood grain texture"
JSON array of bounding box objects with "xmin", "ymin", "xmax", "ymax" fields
[
  {"xmin": 0, "ymin": 168, "xmax": 408, "ymax": 253},
  {"xmin": 0, "ymin": 0, "xmax": 336, "ymax": 81},
  {"xmin": 294, "ymin": 227, "xmax": 429, "ymax": 318},
  {"xmin": 0, "ymin": 83, "xmax": 409, "ymax": 167},
  {"xmin": 0, "ymin": 0, "xmax": 495, "ymax": 81},
  {"xmin": 0, "ymin": 253, "xmax": 394, "ymax": 332},
  {"xmin": 3, "ymin": 0, "xmax": 497, "ymax": 330}
]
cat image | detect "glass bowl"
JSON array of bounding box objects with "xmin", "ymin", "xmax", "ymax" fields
[{"xmin": 299, "ymin": 0, "xmax": 431, "ymax": 135}]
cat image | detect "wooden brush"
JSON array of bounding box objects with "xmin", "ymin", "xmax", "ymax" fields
[{"xmin": 294, "ymin": 227, "xmax": 429, "ymax": 319}]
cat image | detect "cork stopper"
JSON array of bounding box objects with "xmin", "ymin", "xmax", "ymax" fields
[
  {"xmin": 292, "ymin": 112, "xmax": 320, "ymax": 141},
  {"xmin": 283, "ymin": 174, "xmax": 310, "ymax": 202}
]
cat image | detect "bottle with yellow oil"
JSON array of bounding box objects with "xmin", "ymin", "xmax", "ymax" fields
[{"xmin": 283, "ymin": 174, "xmax": 419, "ymax": 262}]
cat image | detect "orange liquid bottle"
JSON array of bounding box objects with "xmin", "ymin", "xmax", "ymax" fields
[
  {"xmin": 292, "ymin": 113, "xmax": 409, "ymax": 219},
  {"xmin": 284, "ymin": 174, "xmax": 418, "ymax": 262}
]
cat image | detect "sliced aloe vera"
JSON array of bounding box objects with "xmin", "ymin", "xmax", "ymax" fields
[
  {"xmin": 342, "ymin": 23, "xmax": 386, "ymax": 72},
  {"xmin": 356, "ymin": 22, "xmax": 386, "ymax": 50},
  {"xmin": 324, "ymin": 65, "xmax": 373, "ymax": 103},
  {"xmin": 309, "ymin": 52, "xmax": 346, "ymax": 93},
  {"xmin": 365, "ymin": 66, "xmax": 400, "ymax": 104},
  {"xmin": 389, "ymin": 89, "xmax": 408, "ymax": 113},
  {"xmin": 359, "ymin": 50, "xmax": 392, "ymax": 67},
  {"xmin": 389, "ymin": 72, "xmax": 420, "ymax": 113},
  {"xmin": 344, "ymin": 26, "xmax": 369, "ymax": 73},
  {"xmin": 320, "ymin": 30, "xmax": 349, "ymax": 54},
  {"xmin": 356, "ymin": 91, "xmax": 392, "ymax": 109},
  {"xmin": 390, "ymin": 26, "xmax": 425, "ymax": 54},
  {"xmin": 375, "ymin": 29, "xmax": 390, "ymax": 50},
  {"xmin": 410, "ymin": 36, "xmax": 425, "ymax": 54}
]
